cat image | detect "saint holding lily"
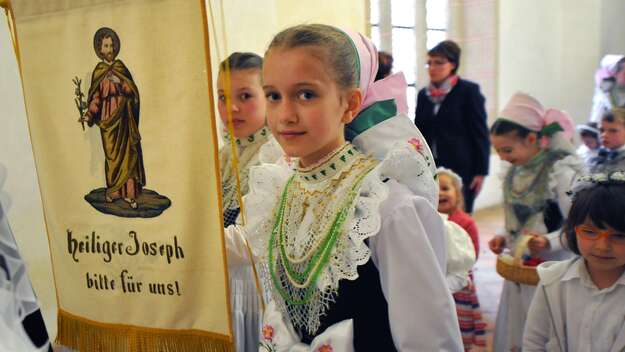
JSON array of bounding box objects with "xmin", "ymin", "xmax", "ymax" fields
[{"xmin": 78, "ymin": 27, "xmax": 145, "ymax": 210}]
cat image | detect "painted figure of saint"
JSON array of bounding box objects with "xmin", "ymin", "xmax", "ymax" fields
[{"xmin": 80, "ymin": 27, "xmax": 145, "ymax": 209}]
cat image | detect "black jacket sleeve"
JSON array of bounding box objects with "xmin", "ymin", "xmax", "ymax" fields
[{"xmin": 464, "ymin": 83, "xmax": 490, "ymax": 176}]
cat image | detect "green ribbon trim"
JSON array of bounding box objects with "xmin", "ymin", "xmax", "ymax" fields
[
  {"xmin": 540, "ymin": 122, "xmax": 564, "ymax": 136},
  {"xmin": 494, "ymin": 117, "xmax": 564, "ymax": 137},
  {"xmin": 493, "ymin": 117, "xmax": 533, "ymax": 131},
  {"xmin": 345, "ymin": 99, "xmax": 397, "ymax": 141}
]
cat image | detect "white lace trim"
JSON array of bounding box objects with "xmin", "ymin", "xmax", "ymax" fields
[
  {"xmin": 244, "ymin": 141, "xmax": 437, "ymax": 333},
  {"xmin": 245, "ymin": 142, "xmax": 436, "ymax": 294}
]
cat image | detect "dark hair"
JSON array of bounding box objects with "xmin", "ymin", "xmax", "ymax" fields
[
  {"xmin": 219, "ymin": 52, "xmax": 263, "ymax": 73},
  {"xmin": 490, "ymin": 118, "xmax": 536, "ymax": 139},
  {"xmin": 562, "ymin": 182, "xmax": 625, "ymax": 254},
  {"xmin": 579, "ymin": 122, "xmax": 599, "ymax": 139},
  {"xmin": 601, "ymin": 107, "xmax": 625, "ymax": 126},
  {"xmin": 580, "ymin": 130, "xmax": 599, "ymax": 139},
  {"xmin": 375, "ymin": 51, "xmax": 393, "ymax": 81},
  {"xmin": 93, "ymin": 27, "xmax": 120, "ymax": 61},
  {"xmin": 617, "ymin": 57, "xmax": 625, "ymax": 74},
  {"xmin": 266, "ymin": 24, "xmax": 359, "ymax": 90},
  {"xmin": 428, "ymin": 40, "xmax": 461, "ymax": 74}
]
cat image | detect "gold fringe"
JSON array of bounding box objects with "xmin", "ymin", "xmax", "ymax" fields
[{"xmin": 57, "ymin": 309, "xmax": 234, "ymax": 352}]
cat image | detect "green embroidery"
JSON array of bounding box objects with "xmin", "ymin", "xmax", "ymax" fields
[
  {"xmin": 345, "ymin": 99, "xmax": 397, "ymax": 141},
  {"xmin": 268, "ymin": 165, "xmax": 374, "ymax": 306}
]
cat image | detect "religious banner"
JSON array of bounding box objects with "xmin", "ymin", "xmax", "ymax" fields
[{"xmin": 5, "ymin": 0, "xmax": 232, "ymax": 350}]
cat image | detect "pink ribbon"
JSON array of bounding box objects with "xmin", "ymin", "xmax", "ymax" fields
[{"xmin": 341, "ymin": 29, "xmax": 408, "ymax": 115}]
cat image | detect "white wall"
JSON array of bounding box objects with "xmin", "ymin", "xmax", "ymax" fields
[
  {"xmin": 499, "ymin": 0, "xmax": 600, "ymax": 124},
  {"xmin": 600, "ymin": 0, "xmax": 625, "ymax": 56}
]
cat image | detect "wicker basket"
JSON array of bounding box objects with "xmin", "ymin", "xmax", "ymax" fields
[{"xmin": 495, "ymin": 236, "xmax": 540, "ymax": 286}]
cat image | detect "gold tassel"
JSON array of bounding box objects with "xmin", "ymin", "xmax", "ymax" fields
[{"xmin": 57, "ymin": 309, "xmax": 234, "ymax": 352}]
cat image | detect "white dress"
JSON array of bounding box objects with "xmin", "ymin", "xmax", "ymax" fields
[
  {"xmin": 493, "ymin": 152, "xmax": 584, "ymax": 352},
  {"xmin": 228, "ymin": 138, "xmax": 463, "ymax": 351}
]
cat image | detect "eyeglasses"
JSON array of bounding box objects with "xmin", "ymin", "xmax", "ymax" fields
[
  {"xmin": 425, "ymin": 59, "xmax": 449, "ymax": 68},
  {"xmin": 575, "ymin": 224, "xmax": 625, "ymax": 246}
]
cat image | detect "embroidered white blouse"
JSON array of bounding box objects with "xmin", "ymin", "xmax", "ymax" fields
[
  {"xmin": 523, "ymin": 257, "xmax": 625, "ymax": 352},
  {"xmin": 226, "ymin": 141, "xmax": 463, "ymax": 351},
  {"xmin": 257, "ymin": 181, "xmax": 463, "ymax": 351}
]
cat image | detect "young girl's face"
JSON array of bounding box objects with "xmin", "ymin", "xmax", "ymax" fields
[
  {"xmin": 491, "ymin": 131, "xmax": 540, "ymax": 166},
  {"xmin": 599, "ymin": 119, "xmax": 625, "ymax": 150},
  {"xmin": 581, "ymin": 134, "xmax": 599, "ymax": 150},
  {"xmin": 437, "ymin": 174, "xmax": 458, "ymax": 214},
  {"xmin": 217, "ymin": 69, "xmax": 266, "ymax": 139},
  {"xmin": 576, "ymin": 218, "xmax": 625, "ymax": 278},
  {"xmin": 263, "ymin": 46, "xmax": 360, "ymax": 167}
]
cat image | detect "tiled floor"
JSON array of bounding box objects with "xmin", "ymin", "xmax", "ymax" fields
[{"xmin": 472, "ymin": 205, "xmax": 505, "ymax": 351}]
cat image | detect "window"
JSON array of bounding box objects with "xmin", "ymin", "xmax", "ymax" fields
[
  {"xmin": 426, "ymin": 0, "xmax": 448, "ymax": 50},
  {"xmin": 369, "ymin": 0, "xmax": 448, "ymax": 115}
]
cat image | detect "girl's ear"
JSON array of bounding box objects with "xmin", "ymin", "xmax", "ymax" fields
[
  {"xmin": 526, "ymin": 132, "xmax": 538, "ymax": 145},
  {"xmin": 341, "ymin": 88, "xmax": 363, "ymax": 124}
]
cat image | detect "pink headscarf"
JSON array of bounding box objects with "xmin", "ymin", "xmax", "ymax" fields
[
  {"xmin": 499, "ymin": 92, "xmax": 575, "ymax": 148},
  {"xmin": 341, "ymin": 29, "xmax": 408, "ymax": 115}
]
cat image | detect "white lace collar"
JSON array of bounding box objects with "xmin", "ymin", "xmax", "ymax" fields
[
  {"xmin": 295, "ymin": 143, "xmax": 357, "ymax": 184},
  {"xmin": 244, "ymin": 139, "xmax": 438, "ymax": 334}
]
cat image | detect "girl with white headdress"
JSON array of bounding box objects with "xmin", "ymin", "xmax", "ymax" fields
[
  {"xmin": 489, "ymin": 92, "xmax": 584, "ymax": 351},
  {"xmin": 523, "ymin": 171, "xmax": 625, "ymax": 352}
]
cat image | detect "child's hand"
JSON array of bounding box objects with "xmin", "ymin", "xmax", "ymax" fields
[
  {"xmin": 465, "ymin": 278, "xmax": 474, "ymax": 291},
  {"xmin": 488, "ymin": 235, "xmax": 506, "ymax": 254},
  {"xmin": 526, "ymin": 232, "xmax": 550, "ymax": 256}
]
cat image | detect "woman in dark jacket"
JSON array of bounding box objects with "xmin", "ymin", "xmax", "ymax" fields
[{"xmin": 414, "ymin": 40, "xmax": 490, "ymax": 213}]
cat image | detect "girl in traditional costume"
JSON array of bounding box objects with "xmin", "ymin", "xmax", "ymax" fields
[
  {"xmin": 489, "ymin": 92, "xmax": 584, "ymax": 351},
  {"xmin": 437, "ymin": 167, "xmax": 486, "ymax": 351},
  {"xmin": 226, "ymin": 24, "xmax": 463, "ymax": 351},
  {"xmin": 217, "ymin": 52, "xmax": 282, "ymax": 352},
  {"xmin": 523, "ymin": 171, "xmax": 625, "ymax": 352}
]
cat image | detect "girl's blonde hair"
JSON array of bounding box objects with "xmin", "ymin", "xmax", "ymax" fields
[
  {"xmin": 436, "ymin": 167, "xmax": 465, "ymax": 211},
  {"xmin": 266, "ymin": 24, "xmax": 359, "ymax": 91}
]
